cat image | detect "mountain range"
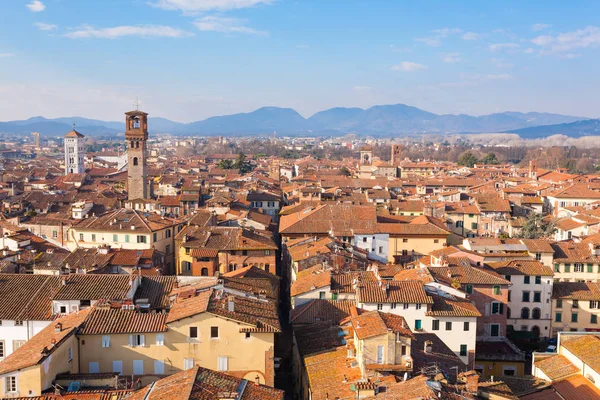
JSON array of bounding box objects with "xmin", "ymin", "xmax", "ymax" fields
[{"xmin": 0, "ymin": 104, "xmax": 597, "ymax": 138}]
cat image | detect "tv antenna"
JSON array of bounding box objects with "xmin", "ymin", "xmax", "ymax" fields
[{"xmin": 134, "ymin": 97, "xmax": 141, "ymax": 111}]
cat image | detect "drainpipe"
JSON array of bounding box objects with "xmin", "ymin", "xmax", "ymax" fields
[{"xmin": 76, "ymin": 335, "xmax": 81, "ymax": 373}]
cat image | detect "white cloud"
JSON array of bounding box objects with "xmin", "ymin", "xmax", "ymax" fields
[
  {"xmin": 149, "ymin": 0, "xmax": 274, "ymax": 12},
  {"xmin": 391, "ymin": 61, "xmax": 428, "ymax": 72},
  {"xmin": 26, "ymin": 0, "xmax": 45, "ymax": 12},
  {"xmin": 524, "ymin": 48, "xmax": 536, "ymax": 54},
  {"xmin": 532, "ymin": 23, "xmax": 551, "ymax": 32},
  {"xmin": 415, "ymin": 27, "xmax": 461, "ymax": 47},
  {"xmin": 0, "ymin": 53, "xmax": 15, "ymax": 58},
  {"xmin": 531, "ymin": 26, "xmax": 600, "ymax": 54},
  {"xmin": 34, "ymin": 22, "xmax": 57, "ymax": 31},
  {"xmin": 462, "ymin": 32, "xmax": 481, "ymax": 41},
  {"xmin": 193, "ymin": 16, "xmax": 266, "ymax": 35},
  {"xmin": 490, "ymin": 58, "xmax": 514, "ymax": 69},
  {"xmin": 65, "ymin": 25, "xmax": 194, "ymax": 39},
  {"xmin": 489, "ymin": 42, "xmax": 520, "ymax": 52},
  {"xmin": 352, "ymin": 86, "xmax": 372, "ymax": 92},
  {"xmin": 442, "ymin": 52, "xmax": 461, "ymax": 63}
]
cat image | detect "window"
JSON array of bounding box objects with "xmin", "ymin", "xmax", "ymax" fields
[
  {"xmin": 505, "ymin": 275, "xmax": 511, "ymax": 282},
  {"xmin": 319, "ymin": 292, "xmax": 326, "ymax": 300},
  {"xmin": 390, "ymin": 303, "xmax": 396, "ymax": 309},
  {"xmin": 555, "ymin": 312, "xmax": 562, "ymax": 322},
  {"xmin": 493, "ymin": 286, "xmax": 501, "ymax": 295},
  {"xmin": 133, "ymin": 157, "xmax": 139, "ymax": 166},
  {"xmin": 535, "ymin": 276, "xmax": 542, "ymax": 284},
  {"xmin": 471, "ymin": 222, "xmax": 478, "ymax": 229},
  {"xmin": 522, "ymin": 291, "xmax": 530, "ymax": 302},
  {"xmin": 554, "ymin": 264, "xmax": 560, "ymax": 273},
  {"xmin": 415, "ymin": 320, "xmax": 422, "ymax": 330},
  {"xmin": 14, "ymin": 321, "xmax": 23, "ymax": 327},
  {"xmin": 456, "ymin": 221, "xmax": 463, "ymax": 228},
  {"xmin": 492, "ymin": 302, "xmax": 503, "ymax": 315},
  {"xmin": 52, "ymin": 230, "xmax": 58, "ymax": 239},
  {"xmin": 465, "ymin": 284, "xmax": 473, "ymax": 294},
  {"xmin": 572, "ymin": 313, "xmax": 578, "ymax": 323},
  {"xmin": 184, "ymin": 358, "xmax": 194, "ymax": 370},
  {"xmin": 521, "ymin": 307, "xmax": 530, "ymax": 319},
  {"xmin": 575, "ymin": 263, "xmax": 584, "ymax": 273},
  {"xmin": 113, "ymin": 360, "xmax": 123, "ymax": 374},
  {"xmin": 79, "ymin": 233, "xmax": 84, "ymax": 241},
  {"xmin": 379, "ymin": 246, "xmax": 383, "ymax": 253},
  {"xmin": 91, "ymin": 234, "xmax": 96, "ymax": 242},
  {"xmin": 89, "ymin": 362, "xmax": 99, "ymax": 374},
  {"xmin": 60, "ymin": 305, "xmax": 67, "ymax": 314},
  {"xmin": 125, "ymin": 235, "xmax": 130, "ymax": 243},
  {"xmin": 524, "ymin": 276, "xmax": 530, "ymax": 284},
  {"xmin": 112, "ymin": 234, "xmax": 118, "ymax": 242},
  {"xmin": 102, "ymin": 335, "xmax": 110, "ymax": 348},
  {"xmin": 508, "ymin": 291, "xmax": 511, "ymax": 302},
  {"xmin": 376, "ymin": 345, "xmax": 384, "ymax": 364},
  {"xmin": 533, "ymin": 292, "xmax": 541, "ymax": 303},
  {"xmin": 592, "ymin": 315, "xmax": 598, "ymax": 324},
  {"xmin": 445, "ymin": 321, "xmax": 452, "ymax": 331},
  {"xmin": 5, "ymin": 376, "xmax": 17, "ymax": 393},
  {"xmin": 403, "ymin": 303, "xmax": 409, "ymax": 309},
  {"xmin": 535, "ymin": 253, "xmax": 542, "ymax": 261},
  {"xmin": 573, "ymin": 300, "xmax": 579, "ymax": 309},
  {"xmin": 217, "ymin": 356, "xmax": 228, "ymax": 371},
  {"xmin": 434, "ymin": 239, "xmax": 439, "ymax": 244},
  {"xmin": 0, "ymin": 341, "xmax": 4, "ymax": 358},
  {"xmin": 129, "ymin": 334, "xmax": 145, "ymax": 347},
  {"xmin": 154, "ymin": 360, "xmax": 165, "ymax": 374},
  {"xmin": 182, "ymin": 261, "xmax": 191, "ymax": 272},
  {"xmin": 242, "ymin": 250, "xmax": 248, "ymax": 256},
  {"xmin": 210, "ymin": 326, "xmax": 219, "ymax": 339},
  {"xmin": 156, "ymin": 334, "xmax": 164, "ymax": 346},
  {"xmin": 137, "ymin": 235, "xmax": 146, "ymax": 243},
  {"xmin": 591, "ymin": 301, "xmax": 599, "ymax": 309},
  {"xmin": 532, "ymin": 308, "xmax": 541, "ymax": 319},
  {"xmin": 588, "ymin": 264, "xmax": 594, "ymax": 273},
  {"xmin": 12, "ymin": 341, "xmax": 24, "ymax": 351},
  {"xmin": 133, "ymin": 360, "xmax": 144, "ymax": 375},
  {"xmin": 189, "ymin": 327, "xmax": 198, "ymax": 339},
  {"xmin": 503, "ymin": 367, "xmax": 516, "ymax": 376},
  {"xmin": 490, "ymin": 324, "xmax": 500, "ymax": 337},
  {"xmin": 377, "ymin": 303, "xmax": 383, "ymax": 311},
  {"xmin": 402, "ymin": 238, "xmax": 408, "ymax": 243},
  {"xmin": 362, "ymin": 237, "xmax": 367, "ymax": 243},
  {"xmin": 564, "ymin": 264, "xmax": 571, "ymax": 273},
  {"xmin": 460, "ymin": 345, "xmax": 467, "ymax": 357},
  {"xmin": 556, "ymin": 299, "xmax": 563, "ymax": 308},
  {"xmin": 153, "ymin": 233, "xmax": 157, "ymax": 242},
  {"xmin": 416, "ymin": 304, "xmax": 422, "ymax": 310},
  {"xmin": 432, "ymin": 320, "xmax": 440, "ymax": 331},
  {"xmin": 464, "ymin": 322, "xmax": 470, "ymax": 331},
  {"xmin": 265, "ymin": 250, "xmax": 271, "ymax": 256}
]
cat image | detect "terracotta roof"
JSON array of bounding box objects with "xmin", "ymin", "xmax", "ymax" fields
[
  {"xmin": 73, "ymin": 208, "xmax": 182, "ymax": 233},
  {"xmin": 487, "ymin": 260, "xmax": 555, "ymax": 276},
  {"xmin": 357, "ymin": 280, "xmax": 433, "ymax": 304},
  {"xmin": 79, "ymin": 308, "xmax": 168, "ymax": 335},
  {"xmin": 552, "ymin": 374, "xmax": 600, "ymax": 399},
  {"xmin": 520, "ymin": 239, "xmax": 555, "ymax": 254},
  {"xmin": 331, "ymin": 271, "xmax": 377, "ymax": 293},
  {"xmin": 411, "ymin": 332, "xmax": 466, "ymax": 374},
  {"xmin": 279, "ymin": 204, "xmax": 377, "ymax": 236},
  {"xmin": 290, "ymin": 300, "xmax": 355, "ymax": 325},
  {"xmin": 552, "ymin": 282, "xmax": 600, "ymax": 300},
  {"xmin": 135, "ymin": 276, "xmax": 176, "ymax": 310},
  {"xmin": 291, "ymin": 267, "xmax": 331, "ymax": 296},
  {"xmin": 352, "ymin": 310, "xmax": 413, "ymax": 340},
  {"xmin": 208, "ymin": 291, "xmax": 281, "ymax": 333},
  {"xmin": 166, "ymin": 288, "xmax": 212, "ymax": 323},
  {"xmin": 0, "ymin": 274, "xmax": 61, "ymax": 320},
  {"xmin": 534, "ymin": 355, "xmax": 579, "ymax": 381},
  {"xmin": 0, "ymin": 309, "xmax": 90, "ymax": 375},
  {"xmin": 551, "ymin": 242, "xmax": 599, "ymax": 263},
  {"xmin": 550, "ymin": 184, "xmax": 600, "ymax": 199},
  {"xmin": 64, "ymin": 129, "xmax": 85, "ymax": 138},
  {"xmin": 177, "ymin": 225, "xmax": 278, "ymax": 251},
  {"xmin": 428, "ymin": 265, "xmax": 511, "ymax": 286},
  {"xmin": 560, "ymin": 335, "xmax": 600, "ymax": 374},
  {"xmin": 53, "ymin": 274, "xmax": 132, "ymax": 300},
  {"xmin": 426, "ymin": 292, "xmax": 482, "ymax": 317}
]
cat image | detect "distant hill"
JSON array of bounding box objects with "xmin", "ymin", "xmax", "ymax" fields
[
  {"xmin": 0, "ymin": 105, "xmax": 593, "ymax": 138},
  {"xmin": 506, "ymin": 119, "xmax": 600, "ymax": 138}
]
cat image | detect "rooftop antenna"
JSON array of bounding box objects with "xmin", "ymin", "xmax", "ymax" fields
[
  {"xmin": 72, "ymin": 123, "xmax": 76, "ymax": 130},
  {"xmin": 134, "ymin": 96, "xmax": 141, "ymax": 111}
]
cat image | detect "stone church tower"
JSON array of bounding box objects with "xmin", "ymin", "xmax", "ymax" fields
[
  {"xmin": 64, "ymin": 128, "xmax": 85, "ymax": 175},
  {"xmin": 125, "ymin": 110, "xmax": 149, "ymax": 200}
]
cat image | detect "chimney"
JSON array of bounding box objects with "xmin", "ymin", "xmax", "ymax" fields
[
  {"xmin": 464, "ymin": 371, "xmax": 479, "ymax": 393},
  {"xmin": 61, "ymin": 276, "xmax": 67, "ymax": 286},
  {"xmin": 424, "ymin": 340, "xmax": 432, "ymax": 354},
  {"xmin": 228, "ymin": 297, "xmax": 235, "ymax": 312},
  {"xmin": 54, "ymin": 322, "xmax": 62, "ymax": 333}
]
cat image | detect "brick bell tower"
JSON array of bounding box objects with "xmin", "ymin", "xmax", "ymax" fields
[{"xmin": 125, "ymin": 109, "xmax": 149, "ymax": 200}]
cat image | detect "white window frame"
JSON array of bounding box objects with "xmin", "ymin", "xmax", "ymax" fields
[
  {"xmin": 184, "ymin": 358, "xmax": 194, "ymax": 370},
  {"xmin": 129, "ymin": 334, "xmax": 145, "ymax": 347},
  {"xmin": 102, "ymin": 335, "xmax": 110, "ymax": 348},
  {"xmin": 156, "ymin": 333, "xmax": 165, "ymax": 346},
  {"xmin": 218, "ymin": 356, "xmax": 229, "ymax": 371},
  {"xmin": 4, "ymin": 376, "xmax": 17, "ymax": 394}
]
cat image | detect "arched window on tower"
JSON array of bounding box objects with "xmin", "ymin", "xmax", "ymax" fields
[
  {"xmin": 133, "ymin": 118, "xmax": 140, "ymax": 129},
  {"xmin": 130, "ymin": 140, "xmax": 134, "ymax": 149},
  {"xmin": 136, "ymin": 141, "xmax": 140, "ymax": 149},
  {"xmin": 133, "ymin": 157, "xmax": 139, "ymax": 166}
]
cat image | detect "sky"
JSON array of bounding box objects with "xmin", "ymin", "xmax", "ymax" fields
[{"xmin": 1, "ymin": 0, "xmax": 600, "ymax": 122}]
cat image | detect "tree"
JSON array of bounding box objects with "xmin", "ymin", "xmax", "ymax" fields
[
  {"xmin": 217, "ymin": 159, "xmax": 235, "ymax": 169},
  {"xmin": 457, "ymin": 151, "xmax": 479, "ymax": 168},
  {"xmin": 339, "ymin": 166, "xmax": 351, "ymax": 176},
  {"xmin": 234, "ymin": 152, "xmax": 253, "ymax": 174},
  {"xmin": 515, "ymin": 213, "xmax": 556, "ymax": 239},
  {"xmin": 480, "ymin": 152, "xmax": 500, "ymax": 165}
]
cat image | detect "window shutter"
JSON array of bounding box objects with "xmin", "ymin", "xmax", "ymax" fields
[
  {"xmin": 129, "ymin": 335, "xmax": 134, "ymax": 347},
  {"xmin": 499, "ymin": 303, "xmax": 504, "ymax": 314},
  {"xmin": 140, "ymin": 335, "xmax": 145, "ymax": 347}
]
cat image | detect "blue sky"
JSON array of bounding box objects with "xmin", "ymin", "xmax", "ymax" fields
[{"xmin": 1, "ymin": 0, "xmax": 600, "ymax": 122}]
